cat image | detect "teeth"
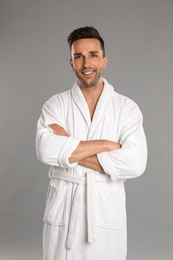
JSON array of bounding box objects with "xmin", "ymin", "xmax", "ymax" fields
[{"xmin": 83, "ymin": 71, "xmax": 93, "ymax": 75}]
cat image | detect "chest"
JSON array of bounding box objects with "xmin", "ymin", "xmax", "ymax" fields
[{"xmin": 61, "ymin": 98, "xmax": 122, "ymax": 142}]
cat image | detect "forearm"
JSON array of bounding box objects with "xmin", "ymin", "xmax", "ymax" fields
[
  {"xmin": 48, "ymin": 123, "xmax": 121, "ymax": 166},
  {"xmin": 79, "ymin": 155, "xmax": 104, "ymax": 173},
  {"xmin": 97, "ymin": 140, "xmax": 147, "ymax": 181},
  {"xmin": 69, "ymin": 140, "xmax": 107, "ymax": 163},
  {"xmin": 68, "ymin": 139, "xmax": 121, "ymax": 163}
]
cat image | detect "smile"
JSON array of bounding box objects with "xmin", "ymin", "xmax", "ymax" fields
[{"xmin": 82, "ymin": 70, "xmax": 96, "ymax": 77}]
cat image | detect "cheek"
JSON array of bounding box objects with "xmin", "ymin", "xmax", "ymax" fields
[
  {"xmin": 98, "ymin": 62, "xmax": 104, "ymax": 70},
  {"xmin": 96, "ymin": 58, "xmax": 105, "ymax": 68},
  {"xmin": 73, "ymin": 61, "xmax": 82, "ymax": 71}
]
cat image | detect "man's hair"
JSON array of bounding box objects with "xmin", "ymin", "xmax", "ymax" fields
[{"xmin": 67, "ymin": 26, "xmax": 105, "ymax": 57}]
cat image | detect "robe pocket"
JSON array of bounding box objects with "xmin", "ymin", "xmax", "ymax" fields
[
  {"xmin": 43, "ymin": 179, "xmax": 68, "ymax": 226},
  {"xmin": 96, "ymin": 181, "xmax": 124, "ymax": 230}
]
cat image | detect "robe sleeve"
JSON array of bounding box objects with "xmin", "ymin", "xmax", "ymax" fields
[
  {"xmin": 35, "ymin": 96, "xmax": 81, "ymax": 168},
  {"xmin": 97, "ymin": 99, "xmax": 147, "ymax": 181}
]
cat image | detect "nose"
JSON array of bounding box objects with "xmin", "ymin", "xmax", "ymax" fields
[{"xmin": 83, "ymin": 56, "xmax": 91, "ymax": 68}]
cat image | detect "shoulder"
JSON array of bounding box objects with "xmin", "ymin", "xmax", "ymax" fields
[
  {"xmin": 43, "ymin": 90, "xmax": 71, "ymax": 108},
  {"xmin": 111, "ymin": 90, "xmax": 143, "ymax": 124},
  {"xmin": 113, "ymin": 90, "xmax": 141, "ymax": 113},
  {"xmin": 104, "ymin": 78, "xmax": 140, "ymax": 112}
]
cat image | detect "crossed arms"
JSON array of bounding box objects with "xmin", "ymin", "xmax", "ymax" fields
[
  {"xmin": 48, "ymin": 123, "xmax": 121, "ymax": 173},
  {"xmin": 36, "ymin": 98, "xmax": 147, "ymax": 181}
]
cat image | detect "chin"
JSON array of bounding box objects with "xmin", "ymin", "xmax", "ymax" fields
[
  {"xmin": 75, "ymin": 70, "xmax": 102, "ymax": 88},
  {"xmin": 79, "ymin": 76, "xmax": 102, "ymax": 88}
]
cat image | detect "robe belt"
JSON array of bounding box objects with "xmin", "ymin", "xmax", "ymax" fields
[{"xmin": 51, "ymin": 170, "xmax": 109, "ymax": 250}]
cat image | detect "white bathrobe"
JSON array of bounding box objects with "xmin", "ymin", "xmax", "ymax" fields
[{"xmin": 36, "ymin": 78, "xmax": 147, "ymax": 260}]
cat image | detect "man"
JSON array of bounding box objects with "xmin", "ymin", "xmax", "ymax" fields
[{"xmin": 36, "ymin": 26, "xmax": 147, "ymax": 260}]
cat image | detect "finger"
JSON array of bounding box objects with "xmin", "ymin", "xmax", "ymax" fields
[{"xmin": 48, "ymin": 123, "xmax": 58, "ymax": 128}]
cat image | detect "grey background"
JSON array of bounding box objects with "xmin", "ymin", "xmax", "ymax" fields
[{"xmin": 0, "ymin": 0, "xmax": 173, "ymax": 259}]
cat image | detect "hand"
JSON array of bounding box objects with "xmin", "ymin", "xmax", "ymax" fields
[{"xmin": 48, "ymin": 123, "xmax": 69, "ymax": 137}]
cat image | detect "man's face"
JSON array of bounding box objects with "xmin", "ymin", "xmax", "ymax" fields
[{"xmin": 70, "ymin": 38, "xmax": 108, "ymax": 88}]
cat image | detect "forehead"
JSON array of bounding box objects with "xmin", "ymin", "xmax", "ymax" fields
[{"xmin": 71, "ymin": 38, "xmax": 102, "ymax": 54}]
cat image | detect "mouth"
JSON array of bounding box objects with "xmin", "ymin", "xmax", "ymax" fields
[{"xmin": 81, "ymin": 70, "xmax": 96, "ymax": 77}]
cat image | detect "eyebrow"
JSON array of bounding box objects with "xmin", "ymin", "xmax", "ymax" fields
[
  {"xmin": 73, "ymin": 52, "xmax": 82, "ymax": 56},
  {"xmin": 73, "ymin": 51, "xmax": 100, "ymax": 56}
]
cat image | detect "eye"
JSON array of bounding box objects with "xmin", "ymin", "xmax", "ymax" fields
[
  {"xmin": 75, "ymin": 55, "xmax": 82, "ymax": 59},
  {"xmin": 91, "ymin": 54, "xmax": 97, "ymax": 58}
]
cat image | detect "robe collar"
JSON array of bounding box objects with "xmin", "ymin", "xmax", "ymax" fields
[{"xmin": 71, "ymin": 78, "xmax": 114, "ymax": 140}]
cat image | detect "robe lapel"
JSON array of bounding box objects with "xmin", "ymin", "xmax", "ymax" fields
[
  {"xmin": 71, "ymin": 78, "xmax": 114, "ymax": 140},
  {"xmin": 87, "ymin": 78, "xmax": 114, "ymax": 140},
  {"xmin": 71, "ymin": 81, "xmax": 91, "ymax": 128}
]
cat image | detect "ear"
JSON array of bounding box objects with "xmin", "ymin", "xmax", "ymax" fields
[
  {"xmin": 102, "ymin": 56, "xmax": 108, "ymax": 69},
  {"xmin": 70, "ymin": 59, "xmax": 74, "ymax": 71}
]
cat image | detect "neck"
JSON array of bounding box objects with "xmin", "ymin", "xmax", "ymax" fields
[{"xmin": 78, "ymin": 78, "xmax": 104, "ymax": 105}]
